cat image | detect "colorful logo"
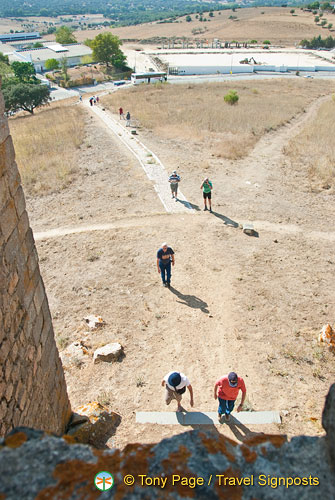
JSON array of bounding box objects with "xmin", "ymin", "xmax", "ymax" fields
[{"xmin": 94, "ymin": 471, "xmax": 114, "ymax": 491}]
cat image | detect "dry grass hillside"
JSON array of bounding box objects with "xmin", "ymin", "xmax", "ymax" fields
[
  {"xmin": 103, "ymin": 79, "xmax": 332, "ymax": 160},
  {"xmin": 285, "ymin": 98, "xmax": 335, "ymax": 190},
  {"xmin": 74, "ymin": 7, "xmax": 335, "ymax": 46},
  {"xmin": 10, "ymin": 101, "xmax": 85, "ymax": 196}
]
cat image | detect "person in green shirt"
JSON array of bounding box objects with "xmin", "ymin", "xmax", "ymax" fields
[{"xmin": 201, "ymin": 178, "xmax": 213, "ymax": 212}]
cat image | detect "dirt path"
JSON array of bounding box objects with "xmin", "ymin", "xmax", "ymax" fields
[
  {"xmin": 34, "ymin": 215, "xmax": 335, "ymax": 242},
  {"xmin": 83, "ymin": 100, "xmax": 194, "ymax": 214}
]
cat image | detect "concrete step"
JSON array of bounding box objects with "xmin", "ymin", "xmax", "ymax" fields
[{"xmin": 136, "ymin": 411, "xmax": 281, "ymax": 425}]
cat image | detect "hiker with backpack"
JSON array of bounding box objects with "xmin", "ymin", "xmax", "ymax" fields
[{"xmin": 162, "ymin": 371, "xmax": 194, "ymax": 412}]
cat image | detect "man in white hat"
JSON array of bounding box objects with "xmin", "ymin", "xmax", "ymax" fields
[
  {"xmin": 162, "ymin": 371, "xmax": 194, "ymax": 412},
  {"xmin": 168, "ymin": 170, "xmax": 181, "ymax": 200}
]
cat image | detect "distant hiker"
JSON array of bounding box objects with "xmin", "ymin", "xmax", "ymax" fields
[
  {"xmin": 162, "ymin": 371, "xmax": 194, "ymax": 412},
  {"xmin": 89, "ymin": 97, "xmax": 93, "ymax": 106},
  {"xmin": 169, "ymin": 170, "xmax": 181, "ymax": 200},
  {"xmin": 119, "ymin": 107, "xmax": 124, "ymax": 119},
  {"xmin": 93, "ymin": 96, "xmax": 97, "ymax": 105},
  {"xmin": 214, "ymin": 372, "xmax": 246, "ymax": 422},
  {"xmin": 201, "ymin": 177, "xmax": 213, "ymax": 212},
  {"xmin": 96, "ymin": 96, "xmax": 100, "ymax": 103},
  {"xmin": 126, "ymin": 111, "xmax": 131, "ymax": 127},
  {"xmin": 79, "ymin": 95, "xmax": 82, "ymax": 102},
  {"xmin": 157, "ymin": 242, "xmax": 174, "ymax": 287}
]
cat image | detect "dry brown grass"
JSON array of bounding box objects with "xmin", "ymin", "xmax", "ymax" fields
[
  {"xmin": 285, "ymin": 98, "xmax": 335, "ymax": 189},
  {"xmin": 103, "ymin": 79, "xmax": 333, "ymax": 159},
  {"xmin": 74, "ymin": 7, "xmax": 333, "ymax": 46},
  {"xmin": 9, "ymin": 103, "xmax": 85, "ymax": 195}
]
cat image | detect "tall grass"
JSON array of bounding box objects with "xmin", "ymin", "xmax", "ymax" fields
[
  {"xmin": 102, "ymin": 79, "xmax": 332, "ymax": 159},
  {"xmin": 285, "ymin": 99, "xmax": 335, "ymax": 188},
  {"xmin": 9, "ymin": 103, "xmax": 85, "ymax": 195}
]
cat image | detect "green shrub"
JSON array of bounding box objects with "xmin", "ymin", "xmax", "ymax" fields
[
  {"xmin": 263, "ymin": 40, "xmax": 271, "ymax": 45},
  {"xmin": 224, "ymin": 90, "xmax": 239, "ymax": 105}
]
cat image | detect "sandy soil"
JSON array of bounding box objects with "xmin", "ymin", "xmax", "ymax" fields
[{"xmin": 25, "ymin": 89, "xmax": 335, "ymax": 450}]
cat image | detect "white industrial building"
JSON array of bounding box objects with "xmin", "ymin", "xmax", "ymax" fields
[
  {"xmin": 153, "ymin": 49, "xmax": 335, "ymax": 75},
  {"xmin": 8, "ymin": 43, "xmax": 92, "ymax": 72}
]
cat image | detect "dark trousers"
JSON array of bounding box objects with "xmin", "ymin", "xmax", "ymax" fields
[
  {"xmin": 159, "ymin": 262, "xmax": 171, "ymax": 284},
  {"xmin": 218, "ymin": 398, "xmax": 235, "ymax": 415}
]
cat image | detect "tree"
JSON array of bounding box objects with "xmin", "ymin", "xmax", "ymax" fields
[
  {"xmin": 11, "ymin": 61, "xmax": 37, "ymax": 83},
  {"xmin": 45, "ymin": 58, "xmax": 60, "ymax": 71},
  {"xmin": 321, "ymin": 19, "xmax": 327, "ymax": 26},
  {"xmin": 290, "ymin": 9, "xmax": 295, "ymax": 14},
  {"xmin": 3, "ymin": 83, "xmax": 51, "ymax": 114},
  {"xmin": 328, "ymin": 23, "xmax": 333, "ymax": 30},
  {"xmin": 90, "ymin": 32, "xmax": 126, "ymax": 68},
  {"xmin": 0, "ymin": 52, "xmax": 9, "ymax": 65},
  {"xmin": 209, "ymin": 11, "xmax": 214, "ymax": 17},
  {"xmin": 60, "ymin": 57, "xmax": 69, "ymax": 82},
  {"xmin": 186, "ymin": 15, "xmax": 192, "ymax": 22},
  {"xmin": 55, "ymin": 26, "xmax": 77, "ymax": 44},
  {"xmin": 315, "ymin": 16, "xmax": 320, "ymax": 22}
]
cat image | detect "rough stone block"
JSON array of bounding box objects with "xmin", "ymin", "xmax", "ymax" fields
[
  {"xmin": 0, "ymin": 114, "xmax": 9, "ymax": 145},
  {"xmin": 4, "ymin": 227, "xmax": 20, "ymax": 268},
  {"xmin": 22, "ymin": 267, "xmax": 39, "ymax": 310},
  {"xmin": 0, "ymin": 175, "xmax": 9, "ymax": 212},
  {"xmin": 17, "ymin": 211, "xmax": 29, "ymax": 241},
  {"xmin": 8, "ymin": 271, "xmax": 19, "ymax": 296},
  {"xmin": 0, "ymin": 339, "xmax": 11, "ymax": 364},
  {"xmin": 0, "ymin": 199, "xmax": 18, "ymax": 241},
  {"xmin": 24, "ymin": 228, "xmax": 35, "ymax": 254},
  {"xmin": 93, "ymin": 342, "xmax": 123, "ymax": 363},
  {"xmin": 13, "ymin": 306, "xmax": 25, "ymax": 334},
  {"xmin": 32, "ymin": 309, "xmax": 44, "ymax": 347},
  {"xmin": 24, "ymin": 300, "xmax": 37, "ymax": 342},
  {"xmin": 0, "ymin": 400, "xmax": 7, "ymax": 421},
  {"xmin": 4, "ymin": 383, "xmax": 14, "ymax": 403},
  {"xmin": 27, "ymin": 249, "xmax": 38, "ymax": 279},
  {"xmin": 67, "ymin": 402, "xmax": 121, "ymax": 448},
  {"xmin": 33, "ymin": 279, "xmax": 46, "ymax": 315},
  {"xmin": 14, "ymin": 187, "xmax": 26, "ymax": 218}
]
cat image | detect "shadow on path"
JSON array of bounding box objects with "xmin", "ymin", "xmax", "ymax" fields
[
  {"xmin": 228, "ymin": 415, "xmax": 263, "ymax": 441},
  {"xmin": 169, "ymin": 287, "xmax": 209, "ymax": 313},
  {"xmin": 211, "ymin": 211, "xmax": 239, "ymax": 228},
  {"xmin": 177, "ymin": 199, "xmax": 201, "ymax": 211}
]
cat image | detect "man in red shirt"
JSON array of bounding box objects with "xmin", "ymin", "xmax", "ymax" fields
[{"xmin": 214, "ymin": 372, "xmax": 246, "ymax": 422}]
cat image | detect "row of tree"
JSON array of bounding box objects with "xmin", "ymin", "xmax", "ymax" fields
[
  {"xmin": 300, "ymin": 34, "xmax": 335, "ymax": 48},
  {"xmin": 0, "ymin": 0, "xmax": 234, "ymax": 26}
]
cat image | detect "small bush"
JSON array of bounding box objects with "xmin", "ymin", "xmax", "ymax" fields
[
  {"xmin": 263, "ymin": 40, "xmax": 271, "ymax": 45},
  {"xmin": 224, "ymin": 90, "xmax": 239, "ymax": 105}
]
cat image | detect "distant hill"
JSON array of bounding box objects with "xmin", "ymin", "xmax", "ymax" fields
[{"xmin": 0, "ymin": 0, "xmax": 301, "ymax": 25}]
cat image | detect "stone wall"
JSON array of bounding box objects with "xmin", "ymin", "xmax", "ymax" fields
[{"xmin": 0, "ymin": 89, "xmax": 71, "ymax": 436}]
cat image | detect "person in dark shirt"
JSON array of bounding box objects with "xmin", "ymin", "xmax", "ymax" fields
[{"xmin": 157, "ymin": 242, "xmax": 175, "ymax": 287}]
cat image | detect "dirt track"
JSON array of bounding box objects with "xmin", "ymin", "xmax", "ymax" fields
[{"xmin": 26, "ymin": 92, "xmax": 335, "ymax": 448}]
